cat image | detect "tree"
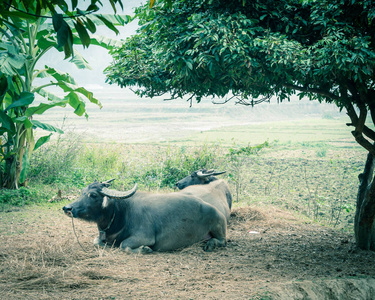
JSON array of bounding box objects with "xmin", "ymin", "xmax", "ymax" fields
[
  {"xmin": 105, "ymin": 0, "xmax": 375, "ymax": 250},
  {"xmin": 0, "ymin": 0, "xmax": 128, "ymax": 188}
]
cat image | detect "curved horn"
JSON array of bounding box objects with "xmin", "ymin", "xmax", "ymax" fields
[
  {"xmin": 100, "ymin": 183, "xmax": 137, "ymax": 200},
  {"xmin": 212, "ymin": 171, "xmax": 226, "ymax": 176},
  {"xmin": 197, "ymin": 170, "xmax": 226, "ymax": 178},
  {"xmin": 102, "ymin": 178, "xmax": 116, "ymax": 187},
  {"xmin": 197, "ymin": 169, "xmax": 215, "ymax": 178}
]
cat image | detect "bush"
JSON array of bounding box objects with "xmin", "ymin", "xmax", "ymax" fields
[
  {"xmin": 28, "ymin": 133, "xmax": 83, "ymax": 186},
  {"xmin": 159, "ymin": 144, "xmax": 221, "ymax": 188},
  {"xmin": 316, "ymin": 147, "xmax": 327, "ymax": 158},
  {"xmin": 0, "ymin": 187, "xmax": 43, "ymax": 207},
  {"xmin": 27, "ymin": 137, "xmax": 222, "ymax": 191},
  {"xmin": 0, "ymin": 133, "xmax": 362, "ymax": 231}
]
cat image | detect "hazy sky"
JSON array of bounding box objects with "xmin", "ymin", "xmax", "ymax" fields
[{"xmin": 38, "ymin": 0, "xmax": 144, "ymax": 93}]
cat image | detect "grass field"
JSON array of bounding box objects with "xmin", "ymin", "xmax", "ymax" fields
[
  {"xmin": 169, "ymin": 117, "xmax": 355, "ymax": 146},
  {"xmin": 36, "ymin": 94, "xmax": 346, "ymax": 144}
]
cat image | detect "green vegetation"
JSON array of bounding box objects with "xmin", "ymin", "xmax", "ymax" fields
[
  {"xmin": 0, "ymin": 119, "xmax": 365, "ymax": 233},
  {"xmin": 172, "ymin": 118, "xmax": 353, "ymax": 146},
  {"xmin": 0, "ymin": 1, "xmax": 128, "ymax": 189}
]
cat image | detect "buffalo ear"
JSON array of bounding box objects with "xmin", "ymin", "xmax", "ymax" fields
[
  {"xmin": 202, "ymin": 177, "xmax": 211, "ymax": 183},
  {"xmin": 102, "ymin": 196, "xmax": 109, "ymax": 208}
]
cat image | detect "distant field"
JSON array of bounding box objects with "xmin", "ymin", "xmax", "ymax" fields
[
  {"xmin": 37, "ymin": 93, "xmax": 349, "ymax": 145},
  {"xmin": 168, "ymin": 118, "xmax": 356, "ymax": 147}
]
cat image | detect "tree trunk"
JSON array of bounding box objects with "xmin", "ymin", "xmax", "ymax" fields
[
  {"xmin": 354, "ymin": 152, "xmax": 375, "ymax": 250},
  {"xmin": 2, "ymin": 156, "xmax": 18, "ymax": 189}
]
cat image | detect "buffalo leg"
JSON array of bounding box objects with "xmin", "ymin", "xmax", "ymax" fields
[
  {"xmin": 120, "ymin": 235, "xmax": 155, "ymax": 254},
  {"xmin": 204, "ymin": 238, "xmax": 227, "ymax": 252},
  {"xmin": 123, "ymin": 245, "xmax": 153, "ymax": 254},
  {"xmin": 204, "ymin": 211, "xmax": 227, "ymax": 252}
]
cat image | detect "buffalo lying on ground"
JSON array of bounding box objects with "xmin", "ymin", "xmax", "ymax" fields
[
  {"xmin": 62, "ymin": 179, "xmax": 227, "ymax": 253},
  {"xmin": 176, "ymin": 169, "xmax": 232, "ymax": 222}
]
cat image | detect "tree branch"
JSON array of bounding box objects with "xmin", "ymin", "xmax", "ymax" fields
[
  {"xmin": 235, "ymin": 95, "xmax": 271, "ymax": 106},
  {"xmin": 346, "ymin": 102, "xmax": 375, "ymax": 155},
  {"xmin": 5, "ymin": 3, "xmax": 97, "ymax": 19},
  {"xmin": 345, "ymin": 99, "xmax": 375, "ymax": 142},
  {"xmin": 212, "ymin": 94, "xmax": 239, "ymax": 105},
  {"xmin": 283, "ymin": 83, "xmax": 340, "ymax": 101}
]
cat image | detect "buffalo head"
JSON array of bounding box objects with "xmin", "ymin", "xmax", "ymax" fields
[
  {"xmin": 62, "ymin": 179, "xmax": 137, "ymax": 222},
  {"xmin": 176, "ymin": 169, "xmax": 226, "ymax": 190}
]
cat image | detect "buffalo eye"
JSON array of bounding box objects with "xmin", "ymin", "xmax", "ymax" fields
[{"xmin": 90, "ymin": 192, "xmax": 99, "ymax": 199}]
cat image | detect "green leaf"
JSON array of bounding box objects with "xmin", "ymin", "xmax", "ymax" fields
[
  {"xmin": 34, "ymin": 134, "xmax": 52, "ymax": 151},
  {"xmin": 88, "ymin": 35, "xmax": 124, "ymax": 49},
  {"xmin": 91, "ymin": 14, "xmax": 126, "ymax": 34},
  {"xmin": 52, "ymin": 14, "xmax": 65, "ymax": 46},
  {"xmin": 0, "ymin": 110, "xmax": 16, "ymax": 134},
  {"xmin": 43, "ymin": 67, "xmax": 77, "ymax": 84},
  {"xmin": 63, "ymin": 25, "xmax": 74, "ymax": 59},
  {"xmin": 14, "ymin": 116, "xmax": 33, "ymax": 129},
  {"xmin": 25, "ymin": 100, "xmax": 68, "ymax": 117},
  {"xmin": 53, "ymin": 13, "xmax": 74, "ymax": 58},
  {"xmin": 72, "ymin": 0, "xmax": 78, "ymax": 10},
  {"xmin": 186, "ymin": 61, "xmax": 193, "ymax": 70},
  {"xmin": 69, "ymin": 51, "xmax": 92, "ymax": 69},
  {"xmin": 0, "ymin": 76, "xmax": 7, "ymax": 103},
  {"xmin": 36, "ymin": 88, "xmax": 64, "ymax": 102},
  {"xmin": 74, "ymin": 19, "xmax": 91, "ymax": 48},
  {"xmin": 84, "ymin": 18, "xmax": 97, "ymax": 33},
  {"xmin": 31, "ymin": 120, "xmax": 64, "ymax": 134},
  {"xmin": 37, "ymin": 34, "xmax": 57, "ymax": 51},
  {"xmin": 0, "ymin": 44, "xmax": 27, "ymax": 76},
  {"xmin": 5, "ymin": 92, "xmax": 35, "ymax": 111},
  {"xmin": 66, "ymin": 92, "xmax": 86, "ymax": 116}
]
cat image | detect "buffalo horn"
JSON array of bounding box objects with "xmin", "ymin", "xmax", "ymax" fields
[
  {"xmin": 100, "ymin": 183, "xmax": 138, "ymax": 200},
  {"xmin": 102, "ymin": 178, "xmax": 116, "ymax": 186},
  {"xmin": 197, "ymin": 169, "xmax": 226, "ymax": 178}
]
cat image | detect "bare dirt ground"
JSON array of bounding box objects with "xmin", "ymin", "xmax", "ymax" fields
[{"xmin": 1, "ymin": 204, "xmax": 375, "ymax": 299}]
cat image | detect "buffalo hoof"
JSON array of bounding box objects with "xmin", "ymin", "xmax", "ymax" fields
[
  {"xmin": 203, "ymin": 238, "xmax": 227, "ymax": 252},
  {"xmin": 123, "ymin": 245, "xmax": 153, "ymax": 254}
]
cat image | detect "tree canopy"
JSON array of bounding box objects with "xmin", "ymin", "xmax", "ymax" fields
[
  {"xmin": 105, "ymin": 0, "xmax": 375, "ymax": 250},
  {"xmin": 106, "ymin": 0, "xmax": 375, "ymax": 153}
]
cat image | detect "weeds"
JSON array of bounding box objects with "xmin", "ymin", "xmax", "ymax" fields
[
  {"xmin": 28, "ymin": 133, "xmax": 83, "ymax": 187},
  {"xmin": 0, "ymin": 133, "xmax": 364, "ymax": 231},
  {"xmin": 226, "ymin": 141, "xmax": 269, "ymax": 202}
]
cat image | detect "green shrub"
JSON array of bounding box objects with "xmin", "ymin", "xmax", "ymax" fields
[
  {"xmin": 0, "ymin": 187, "xmax": 43, "ymax": 207},
  {"xmin": 3, "ymin": 132, "xmax": 361, "ymax": 232},
  {"xmin": 316, "ymin": 147, "xmax": 327, "ymax": 158},
  {"xmin": 28, "ymin": 133, "xmax": 83, "ymax": 186},
  {"xmin": 157, "ymin": 144, "xmax": 221, "ymax": 188}
]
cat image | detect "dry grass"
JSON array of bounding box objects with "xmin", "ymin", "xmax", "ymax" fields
[{"xmin": 1, "ymin": 204, "xmax": 375, "ymax": 299}]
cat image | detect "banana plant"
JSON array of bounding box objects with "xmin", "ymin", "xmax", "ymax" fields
[{"xmin": 0, "ymin": 1, "xmax": 129, "ymax": 188}]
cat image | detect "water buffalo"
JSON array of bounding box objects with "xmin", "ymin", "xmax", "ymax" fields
[
  {"xmin": 176, "ymin": 169, "xmax": 232, "ymax": 221},
  {"xmin": 62, "ymin": 179, "xmax": 227, "ymax": 253}
]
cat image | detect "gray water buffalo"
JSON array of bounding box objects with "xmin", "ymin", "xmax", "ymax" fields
[
  {"xmin": 176, "ymin": 169, "xmax": 232, "ymax": 221},
  {"xmin": 62, "ymin": 179, "xmax": 226, "ymax": 253}
]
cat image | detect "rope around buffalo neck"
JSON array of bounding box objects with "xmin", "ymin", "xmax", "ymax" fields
[{"xmin": 70, "ymin": 215, "xmax": 89, "ymax": 253}]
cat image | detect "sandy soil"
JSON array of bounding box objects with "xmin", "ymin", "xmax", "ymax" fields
[{"xmin": 0, "ymin": 205, "xmax": 375, "ymax": 299}]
